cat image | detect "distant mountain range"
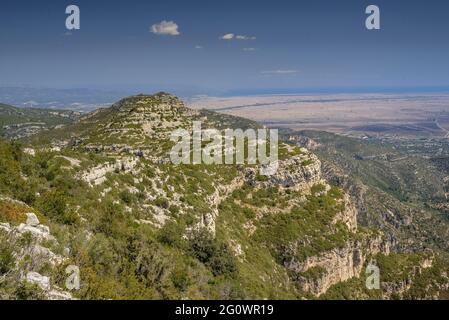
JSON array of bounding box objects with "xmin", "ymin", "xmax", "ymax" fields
[
  {"xmin": 0, "ymin": 103, "xmax": 80, "ymax": 139},
  {"xmin": 0, "ymin": 87, "xmax": 134, "ymax": 111}
]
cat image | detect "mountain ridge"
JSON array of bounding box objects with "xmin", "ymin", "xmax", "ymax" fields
[{"xmin": 0, "ymin": 93, "xmax": 448, "ymax": 300}]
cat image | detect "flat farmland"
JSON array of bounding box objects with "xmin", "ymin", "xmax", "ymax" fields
[{"xmin": 188, "ymin": 93, "xmax": 449, "ymax": 136}]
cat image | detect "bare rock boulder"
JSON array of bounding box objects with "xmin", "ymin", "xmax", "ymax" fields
[{"xmin": 26, "ymin": 212, "xmax": 40, "ymax": 227}]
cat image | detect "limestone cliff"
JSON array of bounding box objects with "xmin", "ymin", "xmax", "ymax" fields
[{"xmin": 286, "ymin": 235, "xmax": 389, "ymax": 296}]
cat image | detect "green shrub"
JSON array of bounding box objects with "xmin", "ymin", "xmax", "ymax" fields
[
  {"xmin": 189, "ymin": 230, "xmax": 237, "ymax": 276},
  {"xmin": 154, "ymin": 197, "xmax": 169, "ymax": 209},
  {"xmin": 158, "ymin": 221, "xmax": 184, "ymax": 248},
  {"xmin": 301, "ymin": 159, "xmax": 313, "ymax": 166},
  {"xmin": 133, "ymin": 242, "xmax": 170, "ymax": 288},
  {"xmin": 13, "ymin": 282, "xmax": 45, "ymax": 300},
  {"xmin": 171, "ymin": 267, "xmax": 191, "ymax": 292},
  {"xmin": 0, "ymin": 239, "xmax": 15, "ymax": 275},
  {"xmin": 35, "ymin": 190, "xmax": 79, "ymax": 225},
  {"xmin": 207, "ymin": 243, "xmax": 237, "ymax": 276},
  {"xmin": 95, "ymin": 200, "xmax": 128, "ymax": 237},
  {"xmin": 311, "ymin": 183, "xmax": 326, "ymax": 194},
  {"xmin": 168, "ymin": 205, "xmax": 180, "ymax": 216},
  {"xmin": 119, "ymin": 190, "xmax": 134, "ymax": 205}
]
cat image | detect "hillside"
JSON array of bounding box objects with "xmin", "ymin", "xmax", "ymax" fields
[
  {"xmin": 287, "ymin": 130, "xmax": 449, "ymax": 251},
  {"xmin": 0, "ymin": 103, "xmax": 80, "ymax": 139},
  {"xmin": 0, "ymin": 93, "xmax": 448, "ymax": 300}
]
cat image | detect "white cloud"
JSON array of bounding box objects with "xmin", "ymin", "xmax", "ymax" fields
[
  {"xmin": 243, "ymin": 47, "xmax": 256, "ymax": 51},
  {"xmin": 236, "ymin": 35, "xmax": 256, "ymax": 40},
  {"xmin": 220, "ymin": 33, "xmax": 256, "ymax": 41},
  {"xmin": 195, "ymin": 45, "xmax": 203, "ymax": 49},
  {"xmin": 221, "ymin": 33, "xmax": 235, "ymax": 40},
  {"xmin": 150, "ymin": 20, "xmax": 180, "ymax": 36},
  {"xmin": 261, "ymin": 70, "xmax": 299, "ymax": 75}
]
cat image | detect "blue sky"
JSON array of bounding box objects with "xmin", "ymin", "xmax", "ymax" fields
[{"xmin": 1, "ymin": 0, "xmax": 449, "ymax": 96}]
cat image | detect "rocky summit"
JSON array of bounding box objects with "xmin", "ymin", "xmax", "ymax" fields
[{"xmin": 0, "ymin": 93, "xmax": 448, "ymax": 300}]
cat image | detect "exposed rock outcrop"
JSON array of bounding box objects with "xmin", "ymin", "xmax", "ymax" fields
[
  {"xmin": 288, "ymin": 135, "xmax": 321, "ymax": 150},
  {"xmin": 245, "ymin": 152, "xmax": 323, "ymax": 191},
  {"xmin": 0, "ymin": 212, "xmax": 73, "ymax": 300},
  {"xmin": 286, "ymin": 235, "xmax": 390, "ymax": 296},
  {"xmin": 79, "ymin": 157, "xmax": 138, "ymax": 186}
]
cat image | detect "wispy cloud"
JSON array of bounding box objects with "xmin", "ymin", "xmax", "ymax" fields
[
  {"xmin": 220, "ymin": 33, "xmax": 256, "ymax": 40},
  {"xmin": 261, "ymin": 70, "xmax": 299, "ymax": 75},
  {"xmin": 221, "ymin": 33, "xmax": 235, "ymax": 40},
  {"xmin": 236, "ymin": 35, "xmax": 256, "ymax": 40},
  {"xmin": 243, "ymin": 47, "xmax": 256, "ymax": 51},
  {"xmin": 195, "ymin": 45, "xmax": 203, "ymax": 49},
  {"xmin": 150, "ymin": 20, "xmax": 180, "ymax": 36}
]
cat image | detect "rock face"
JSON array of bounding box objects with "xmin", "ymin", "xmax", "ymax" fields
[
  {"xmin": 79, "ymin": 157, "xmax": 138, "ymax": 186},
  {"xmin": 286, "ymin": 235, "xmax": 390, "ymax": 296},
  {"xmin": 17, "ymin": 222, "xmax": 54, "ymax": 241},
  {"xmin": 26, "ymin": 272, "xmax": 50, "ymax": 291},
  {"xmin": 0, "ymin": 208, "xmax": 73, "ymax": 300},
  {"xmin": 278, "ymin": 182, "xmax": 390, "ymax": 297},
  {"xmin": 11, "ymin": 213, "xmax": 56, "ymax": 241},
  {"xmin": 272, "ymin": 154, "xmax": 321, "ymax": 189},
  {"xmin": 236, "ymin": 145, "xmax": 389, "ymax": 296},
  {"xmin": 282, "ymin": 188, "xmax": 390, "ymax": 297},
  {"xmin": 245, "ymin": 152, "xmax": 323, "ymax": 191},
  {"xmin": 47, "ymin": 289, "xmax": 73, "ymax": 300},
  {"xmin": 24, "ymin": 271, "xmax": 73, "ymax": 300},
  {"xmin": 288, "ymin": 135, "xmax": 321, "ymax": 150},
  {"xmin": 26, "ymin": 212, "xmax": 40, "ymax": 226},
  {"xmin": 194, "ymin": 150, "xmax": 331, "ymax": 237},
  {"xmin": 239, "ymin": 146, "xmax": 392, "ymax": 297},
  {"xmin": 333, "ymin": 194, "xmax": 358, "ymax": 232},
  {"xmin": 380, "ymin": 254, "xmax": 441, "ymax": 299},
  {"xmin": 193, "ymin": 175, "xmax": 245, "ymax": 236}
]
